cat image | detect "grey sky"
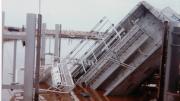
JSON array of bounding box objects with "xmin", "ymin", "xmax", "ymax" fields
[{"xmin": 2, "ymin": 0, "xmax": 180, "ymax": 31}]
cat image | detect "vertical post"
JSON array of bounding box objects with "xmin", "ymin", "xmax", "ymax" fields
[
  {"xmin": 158, "ymin": 21, "xmax": 169, "ymax": 101},
  {"xmin": 59, "ymin": 24, "xmax": 61, "ymax": 59},
  {"xmin": 24, "ymin": 14, "xmax": 36, "ymax": 101},
  {"xmin": 2, "ymin": 12, "xmax": 5, "ymax": 33},
  {"xmin": 12, "ymin": 40, "xmax": 17, "ymax": 83},
  {"xmin": 41, "ymin": 23, "xmax": 46, "ymax": 66},
  {"xmin": 34, "ymin": 14, "xmax": 42, "ymax": 101},
  {"xmin": 2, "ymin": 12, "xmax": 5, "ymax": 83},
  {"xmin": 54, "ymin": 24, "xmax": 60, "ymax": 60},
  {"xmin": 164, "ymin": 23, "xmax": 180, "ymax": 100}
]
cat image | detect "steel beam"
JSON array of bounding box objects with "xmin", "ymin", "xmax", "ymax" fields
[
  {"xmin": 24, "ymin": 14, "xmax": 36, "ymax": 101},
  {"xmin": 2, "ymin": 84, "xmax": 24, "ymax": 89},
  {"xmin": 2, "ymin": 32, "xmax": 26, "ymax": 41}
]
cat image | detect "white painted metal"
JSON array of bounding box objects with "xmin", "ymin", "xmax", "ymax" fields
[
  {"xmin": 12, "ymin": 40, "xmax": 17, "ymax": 83},
  {"xmin": 2, "ymin": 32, "xmax": 26, "ymax": 41},
  {"xmin": 41, "ymin": 23, "xmax": 46, "ymax": 66},
  {"xmin": 58, "ymin": 17, "xmax": 112, "ymax": 76},
  {"xmin": 59, "ymin": 24, "xmax": 61, "ymax": 58},
  {"xmin": 86, "ymin": 30, "xmax": 141, "ymax": 83},
  {"xmin": 104, "ymin": 34, "xmax": 150, "ymax": 94},
  {"xmin": 2, "ymin": 13, "xmax": 37, "ymax": 100},
  {"xmin": 2, "ymin": 11, "xmax": 5, "ymax": 83},
  {"xmin": 24, "ymin": 14, "xmax": 36, "ymax": 101},
  {"xmin": 51, "ymin": 59, "xmax": 75, "ymax": 92},
  {"xmin": 2, "ymin": 12, "xmax": 5, "ymax": 34},
  {"xmin": 71, "ymin": 22, "xmax": 116, "ymax": 79},
  {"xmin": 70, "ymin": 1, "xmax": 172, "ymax": 96},
  {"xmin": 2, "ymin": 84, "xmax": 24, "ymax": 89},
  {"xmin": 72, "ymin": 26, "xmax": 122, "ymax": 82},
  {"xmin": 75, "ymin": 26, "xmax": 138, "ymax": 84},
  {"xmin": 54, "ymin": 24, "xmax": 60, "ymax": 58},
  {"xmin": 105, "ymin": 41, "xmax": 161, "ymax": 95}
]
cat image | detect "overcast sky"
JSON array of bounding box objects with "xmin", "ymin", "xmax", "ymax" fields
[{"xmin": 2, "ymin": 0, "xmax": 180, "ymax": 31}]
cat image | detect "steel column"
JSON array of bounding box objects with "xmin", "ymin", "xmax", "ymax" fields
[
  {"xmin": 24, "ymin": 14, "xmax": 36, "ymax": 101},
  {"xmin": 59, "ymin": 24, "xmax": 61, "ymax": 58},
  {"xmin": 2, "ymin": 12, "xmax": 5, "ymax": 83},
  {"xmin": 54, "ymin": 24, "xmax": 60, "ymax": 58},
  {"xmin": 12, "ymin": 40, "xmax": 17, "ymax": 83},
  {"xmin": 34, "ymin": 14, "xmax": 42, "ymax": 101},
  {"xmin": 158, "ymin": 21, "xmax": 169, "ymax": 101},
  {"xmin": 41, "ymin": 23, "xmax": 46, "ymax": 66},
  {"xmin": 164, "ymin": 22, "xmax": 180, "ymax": 101}
]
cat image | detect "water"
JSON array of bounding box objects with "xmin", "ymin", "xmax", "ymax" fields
[{"xmin": 2, "ymin": 37, "xmax": 95, "ymax": 100}]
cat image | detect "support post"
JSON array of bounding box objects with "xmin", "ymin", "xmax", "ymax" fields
[
  {"xmin": 41, "ymin": 23, "xmax": 46, "ymax": 66},
  {"xmin": 158, "ymin": 21, "xmax": 169, "ymax": 101},
  {"xmin": 164, "ymin": 22, "xmax": 180, "ymax": 101},
  {"xmin": 54, "ymin": 24, "xmax": 60, "ymax": 60},
  {"xmin": 34, "ymin": 14, "xmax": 42, "ymax": 101},
  {"xmin": 12, "ymin": 40, "xmax": 17, "ymax": 83},
  {"xmin": 2, "ymin": 12, "xmax": 5, "ymax": 83},
  {"xmin": 24, "ymin": 14, "xmax": 36, "ymax": 101},
  {"xmin": 2, "ymin": 12, "xmax": 5, "ymax": 33},
  {"xmin": 59, "ymin": 24, "xmax": 61, "ymax": 59}
]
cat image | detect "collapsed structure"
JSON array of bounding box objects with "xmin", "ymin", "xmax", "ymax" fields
[
  {"xmin": 60, "ymin": 1, "xmax": 180, "ymax": 96},
  {"xmin": 2, "ymin": 1, "xmax": 180, "ymax": 101},
  {"xmin": 72, "ymin": 1, "xmax": 164, "ymax": 96}
]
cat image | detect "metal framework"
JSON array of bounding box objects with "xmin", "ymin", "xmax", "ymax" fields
[
  {"xmin": 2, "ymin": 13, "xmax": 37, "ymax": 101},
  {"xmin": 2, "ymin": 1, "xmax": 180, "ymax": 100},
  {"xmin": 51, "ymin": 59, "xmax": 75, "ymax": 92},
  {"xmin": 70, "ymin": 1, "xmax": 180, "ymax": 96},
  {"xmin": 39, "ymin": 24, "xmax": 75, "ymax": 94},
  {"xmin": 2, "ymin": 13, "xmax": 75, "ymax": 100}
]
